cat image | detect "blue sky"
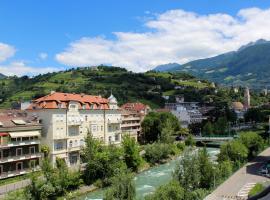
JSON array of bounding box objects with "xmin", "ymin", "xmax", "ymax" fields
[{"xmin": 1, "ymin": 0, "xmax": 270, "ymax": 75}]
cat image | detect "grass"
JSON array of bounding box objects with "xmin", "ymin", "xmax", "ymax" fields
[{"xmin": 248, "ymin": 183, "xmax": 265, "ymax": 197}]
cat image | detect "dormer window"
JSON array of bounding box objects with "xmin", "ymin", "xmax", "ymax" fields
[{"xmin": 82, "ymin": 104, "xmax": 86, "ymax": 109}]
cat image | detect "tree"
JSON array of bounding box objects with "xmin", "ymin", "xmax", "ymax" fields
[
  {"xmin": 218, "ymin": 140, "xmax": 248, "ymax": 165},
  {"xmin": 184, "ymin": 135, "xmax": 195, "ymax": 146},
  {"xmin": 122, "ymin": 135, "xmax": 142, "ymax": 172},
  {"xmin": 198, "ymin": 148, "xmax": 214, "ymax": 189},
  {"xmin": 202, "ymin": 121, "xmax": 214, "ymax": 136},
  {"xmin": 244, "ymin": 108, "xmax": 264, "ymax": 123},
  {"xmin": 239, "ymin": 132, "xmax": 264, "ymax": 158},
  {"xmin": 214, "ymin": 117, "xmax": 228, "ymax": 135},
  {"xmin": 104, "ymin": 172, "xmax": 136, "ymax": 200},
  {"xmin": 159, "ymin": 120, "xmax": 174, "ymax": 143},
  {"xmin": 41, "ymin": 145, "xmax": 50, "ymax": 158},
  {"xmin": 141, "ymin": 112, "xmax": 180, "ymax": 143},
  {"xmin": 217, "ymin": 160, "xmax": 233, "ymax": 181},
  {"xmin": 145, "ymin": 180, "xmax": 184, "ymax": 200},
  {"xmin": 173, "ymin": 151, "xmax": 201, "ymax": 193}
]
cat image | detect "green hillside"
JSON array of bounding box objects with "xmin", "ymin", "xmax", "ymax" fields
[{"xmin": 0, "ymin": 66, "xmax": 213, "ymax": 109}]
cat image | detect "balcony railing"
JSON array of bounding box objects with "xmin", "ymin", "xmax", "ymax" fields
[
  {"xmin": 0, "ymin": 153, "xmax": 42, "ymax": 164},
  {"xmin": 0, "ymin": 167, "xmax": 40, "ymax": 179},
  {"xmin": 0, "ymin": 140, "xmax": 40, "ymax": 147},
  {"xmin": 107, "ymin": 119, "xmax": 122, "ymax": 124},
  {"xmin": 121, "ymin": 123, "xmax": 140, "ymax": 128}
]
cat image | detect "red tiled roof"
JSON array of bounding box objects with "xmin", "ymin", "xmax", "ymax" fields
[
  {"xmin": 28, "ymin": 92, "xmax": 109, "ymax": 110},
  {"xmin": 121, "ymin": 102, "xmax": 149, "ymax": 112}
]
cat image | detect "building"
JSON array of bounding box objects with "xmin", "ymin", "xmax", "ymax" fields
[
  {"xmin": 244, "ymin": 87, "xmax": 251, "ymax": 109},
  {"xmin": 120, "ymin": 110, "xmax": 141, "ymax": 141},
  {"xmin": 121, "ymin": 102, "xmax": 151, "ymax": 117},
  {"xmin": 121, "ymin": 102, "xmax": 151, "ymax": 139},
  {"xmin": 0, "ymin": 110, "xmax": 42, "ymax": 179},
  {"xmin": 165, "ymin": 102, "xmax": 205, "ymax": 128},
  {"xmin": 27, "ymin": 92, "xmax": 121, "ymax": 167},
  {"xmin": 231, "ymin": 101, "xmax": 245, "ymax": 119}
]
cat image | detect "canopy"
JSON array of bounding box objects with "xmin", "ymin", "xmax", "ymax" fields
[{"xmin": 9, "ymin": 131, "xmax": 40, "ymax": 138}]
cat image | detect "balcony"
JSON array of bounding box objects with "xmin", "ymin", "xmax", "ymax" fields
[
  {"xmin": 0, "ymin": 140, "xmax": 40, "ymax": 148},
  {"xmin": 0, "ymin": 153, "xmax": 42, "ymax": 164},
  {"xmin": 107, "ymin": 119, "xmax": 122, "ymax": 124},
  {"xmin": 68, "ymin": 145, "xmax": 81, "ymax": 152},
  {"xmin": 122, "ymin": 117, "xmax": 141, "ymax": 121},
  {"xmin": 0, "ymin": 167, "xmax": 40, "ymax": 179},
  {"xmin": 121, "ymin": 123, "xmax": 140, "ymax": 128}
]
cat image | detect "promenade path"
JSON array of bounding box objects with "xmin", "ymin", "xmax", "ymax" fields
[
  {"xmin": 0, "ymin": 179, "xmax": 30, "ymax": 199},
  {"xmin": 205, "ymin": 147, "xmax": 270, "ymax": 200}
]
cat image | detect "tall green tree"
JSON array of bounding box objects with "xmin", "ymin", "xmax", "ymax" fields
[
  {"xmin": 104, "ymin": 172, "xmax": 136, "ymax": 200},
  {"xmin": 202, "ymin": 121, "xmax": 214, "ymax": 136},
  {"xmin": 198, "ymin": 148, "xmax": 214, "ymax": 189},
  {"xmin": 122, "ymin": 135, "xmax": 142, "ymax": 172}
]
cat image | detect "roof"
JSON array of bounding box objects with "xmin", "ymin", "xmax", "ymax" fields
[
  {"xmin": 232, "ymin": 102, "xmax": 244, "ymax": 110},
  {"xmin": 28, "ymin": 92, "xmax": 110, "ymax": 110},
  {"xmin": 121, "ymin": 102, "xmax": 150, "ymax": 113},
  {"xmin": 0, "ymin": 110, "xmax": 40, "ymax": 128}
]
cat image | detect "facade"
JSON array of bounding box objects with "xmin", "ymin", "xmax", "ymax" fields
[
  {"xmin": 27, "ymin": 92, "xmax": 121, "ymax": 167},
  {"xmin": 121, "ymin": 110, "xmax": 141, "ymax": 141},
  {"xmin": 165, "ymin": 102, "xmax": 205, "ymax": 128},
  {"xmin": 0, "ymin": 110, "xmax": 41, "ymax": 179},
  {"xmin": 121, "ymin": 102, "xmax": 150, "ymax": 140}
]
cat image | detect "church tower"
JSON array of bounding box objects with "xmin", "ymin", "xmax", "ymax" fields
[
  {"xmin": 108, "ymin": 93, "xmax": 118, "ymax": 109},
  {"xmin": 244, "ymin": 87, "xmax": 250, "ymax": 109}
]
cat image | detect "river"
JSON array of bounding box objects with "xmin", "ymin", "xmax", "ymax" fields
[{"xmin": 79, "ymin": 147, "xmax": 220, "ymax": 200}]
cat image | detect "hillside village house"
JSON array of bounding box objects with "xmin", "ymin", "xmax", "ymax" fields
[
  {"xmin": 0, "ymin": 110, "xmax": 41, "ymax": 179},
  {"xmin": 121, "ymin": 102, "xmax": 151, "ymax": 140},
  {"xmin": 27, "ymin": 92, "xmax": 121, "ymax": 167}
]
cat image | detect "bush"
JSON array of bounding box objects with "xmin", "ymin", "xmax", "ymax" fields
[
  {"xmin": 176, "ymin": 142, "xmax": 185, "ymax": 151},
  {"xmin": 144, "ymin": 143, "xmax": 176, "ymax": 165},
  {"xmin": 185, "ymin": 135, "xmax": 195, "ymax": 146}
]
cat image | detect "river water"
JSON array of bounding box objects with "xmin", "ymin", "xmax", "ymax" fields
[{"xmin": 79, "ymin": 148, "xmax": 220, "ymax": 200}]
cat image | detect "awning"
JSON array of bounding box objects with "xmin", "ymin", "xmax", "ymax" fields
[
  {"xmin": 0, "ymin": 132, "xmax": 8, "ymax": 136},
  {"xmin": 9, "ymin": 131, "xmax": 41, "ymax": 138}
]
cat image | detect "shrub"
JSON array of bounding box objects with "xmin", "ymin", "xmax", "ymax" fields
[{"xmin": 248, "ymin": 183, "xmax": 265, "ymax": 197}]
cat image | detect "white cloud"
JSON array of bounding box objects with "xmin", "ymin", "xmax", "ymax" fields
[
  {"xmin": 0, "ymin": 43, "xmax": 16, "ymax": 62},
  {"xmin": 56, "ymin": 7, "xmax": 270, "ymax": 72},
  {"xmin": 39, "ymin": 52, "xmax": 48, "ymax": 60},
  {"xmin": 0, "ymin": 61, "xmax": 60, "ymax": 76}
]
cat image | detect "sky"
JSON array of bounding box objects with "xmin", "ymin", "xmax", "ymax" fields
[{"xmin": 1, "ymin": 0, "xmax": 270, "ymax": 76}]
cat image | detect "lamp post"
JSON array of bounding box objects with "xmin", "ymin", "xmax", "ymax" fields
[{"xmin": 268, "ymin": 116, "xmax": 270, "ymax": 145}]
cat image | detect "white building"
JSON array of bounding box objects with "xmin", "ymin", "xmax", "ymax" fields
[
  {"xmin": 27, "ymin": 92, "xmax": 121, "ymax": 167},
  {"xmin": 165, "ymin": 102, "xmax": 205, "ymax": 128}
]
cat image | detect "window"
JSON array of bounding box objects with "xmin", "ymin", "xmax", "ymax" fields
[
  {"xmin": 16, "ymin": 148, "xmax": 23, "ymax": 156},
  {"xmin": 115, "ymin": 134, "xmax": 120, "ymax": 141},
  {"xmin": 68, "ymin": 126, "xmax": 79, "ymax": 136},
  {"xmin": 0, "ymin": 150, "xmax": 2, "ymax": 159},
  {"xmin": 74, "ymin": 140, "xmax": 78, "ymax": 147},
  {"xmin": 91, "ymin": 125, "xmax": 97, "ymax": 132},
  {"xmin": 54, "ymin": 141, "xmax": 64, "ymax": 150},
  {"xmin": 82, "ymin": 105, "xmax": 86, "ymax": 109},
  {"xmin": 16, "ymin": 162, "xmax": 23, "ymax": 171},
  {"xmin": 0, "ymin": 165, "xmax": 3, "ymax": 175},
  {"xmin": 109, "ymin": 136, "xmax": 112, "ymax": 143},
  {"xmin": 101, "ymin": 126, "xmax": 103, "ymax": 131},
  {"xmin": 30, "ymin": 160, "xmax": 36, "ymax": 168},
  {"xmin": 69, "ymin": 153, "xmax": 78, "ymax": 165},
  {"xmin": 80, "ymin": 139, "xmax": 84, "ymax": 146},
  {"xmin": 30, "ymin": 146, "xmax": 35, "ymax": 154},
  {"xmin": 85, "ymin": 115, "xmax": 88, "ymax": 122},
  {"xmin": 69, "ymin": 140, "xmax": 73, "ymax": 148}
]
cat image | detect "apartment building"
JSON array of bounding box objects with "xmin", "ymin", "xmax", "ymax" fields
[
  {"xmin": 165, "ymin": 102, "xmax": 205, "ymax": 128},
  {"xmin": 0, "ymin": 110, "xmax": 42, "ymax": 179},
  {"xmin": 121, "ymin": 110, "xmax": 141, "ymax": 141},
  {"xmin": 27, "ymin": 92, "xmax": 121, "ymax": 167}
]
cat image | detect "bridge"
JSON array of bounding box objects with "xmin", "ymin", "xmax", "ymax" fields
[{"xmin": 194, "ymin": 136, "xmax": 234, "ymax": 142}]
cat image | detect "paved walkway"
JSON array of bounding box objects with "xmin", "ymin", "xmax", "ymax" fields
[
  {"xmin": 205, "ymin": 147, "xmax": 270, "ymax": 200},
  {"xmin": 0, "ymin": 179, "xmax": 30, "ymax": 198}
]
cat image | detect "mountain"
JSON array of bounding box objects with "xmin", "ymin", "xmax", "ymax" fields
[
  {"xmin": 153, "ymin": 63, "xmax": 181, "ymax": 72},
  {"xmin": 163, "ymin": 39, "xmax": 270, "ymax": 89},
  {"xmin": 0, "ymin": 73, "xmax": 6, "ymax": 79}
]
